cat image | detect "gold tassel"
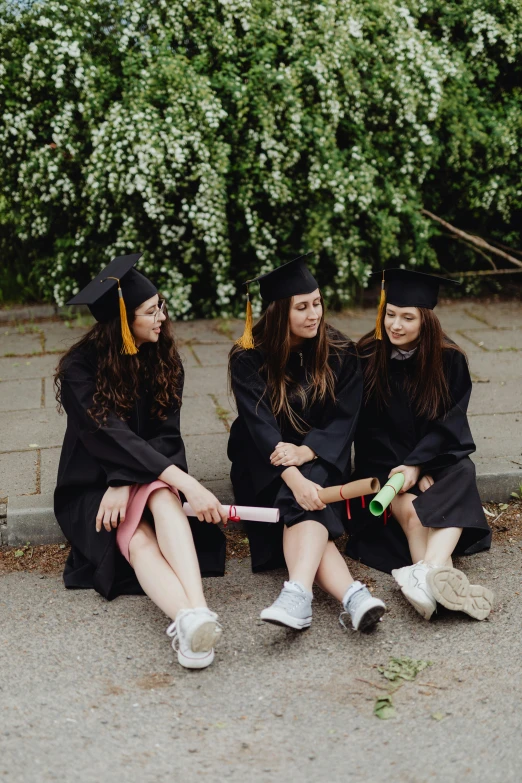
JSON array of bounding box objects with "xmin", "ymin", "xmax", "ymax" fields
[
  {"xmin": 235, "ymin": 292, "xmax": 255, "ymax": 350},
  {"xmin": 105, "ymin": 276, "xmax": 138, "ymax": 355},
  {"xmin": 374, "ymin": 271, "xmax": 386, "ymax": 340}
]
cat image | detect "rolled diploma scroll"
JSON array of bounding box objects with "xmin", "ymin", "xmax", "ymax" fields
[
  {"xmin": 183, "ymin": 503, "xmax": 280, "ymax": 524},
  {"xmin": 317, "ymin": 477, "xmax": 380, "ymax": 505},
  {"xmin": 369, "ymin": 473, "xmax": 405, "ymax": 516}
]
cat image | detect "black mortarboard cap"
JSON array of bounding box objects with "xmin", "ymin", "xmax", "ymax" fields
[
  {"xmin": 67, "ymin": 253, "xmax": 157, "ymax": 323},
  {"xmin": 253, "ymin": 252, "xmax": 318, "ymax": 302},
  {"xmin": 373, "ymin": 268, "xmax": 461, "ymax": 310}
]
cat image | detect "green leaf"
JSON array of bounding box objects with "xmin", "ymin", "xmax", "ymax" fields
[
  {"xmin": 499, "ymin": 503, "xmax": 509, "ymax": 510},
  {"xmin": 378, "ymin": 657, "xmax": 431, "ymax": 682},
  {"xmin": 374, "ymin": 695, "xmax": 395, "ymax": 720},
  {"xmin": 14, "ymin": 550, "xmax": 24, "ymax": 558},
  {"xmin": 431, "ymin": 712, "xmax": 446, "ymax": 721}
]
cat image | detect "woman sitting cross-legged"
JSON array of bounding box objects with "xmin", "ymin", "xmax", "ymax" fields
[
  {"xmin": 346, "ymin": 269, "xmax": 493, "ymax": 621},
  {"xmin": 228, "ymin": 255, "xmax": 386, "ymax": 634},
  {"xmin": 54, "ymin": 253, "xmax": 228, "ymax": 669}
]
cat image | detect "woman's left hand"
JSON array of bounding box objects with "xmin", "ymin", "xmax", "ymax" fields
[
  {"xmin": 270, "ymin": 442, "xmax": 316, "ymax": 467},
  {"xmin": 418, "ymin": 474, "xmax": 435, "ymax": 492},
  {"xmin": 96, "ymin": 485, "xmax": 131, "ymax": 533}
]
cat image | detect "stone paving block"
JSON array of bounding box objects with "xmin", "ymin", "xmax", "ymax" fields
[
  {"xmin": 0, "ymin": 354, "xmax": 60, "ymax": 381},
  {"xmin": 0, "ymin": 325, "xmax": 43, "ymax": 356},
  {"xmin": 183, "ymin": 364, "xmax": 228, "ymax": 397},
  {"xmin": 184, "ymin": 432, "xmax": 230, "ymax": 482},
  {"xmin": 0, "ymin": 408, "xmax": 66, "ymax": 452},
  {"xmin": 435, "ymin": 305, "xmax": 489, "ymax": 332},
  {"xmin": 175, "ymin": 320, "xmax": 234, "ymax": 344},
  {"xmin": 191, "ymin": 342, "xmax": 232, "ymax": 367},
  {"xmin": 460, "ymin": 328, "xmax": 522, "ymax": 352},
  {"xmin": 465, "ymin": 301, "xmax": 522, "ymax": 330},
  {"xmin": 0, "ymin": 450, "xmax": 38, "ymax": 497},
  {"xmin": 0, "ymin": 379, "xmax": 42, "ymax": 411},
  {"xmin": 6, "ymin": 493, "xmax": 65, "ymax": 546},
  {"xmin": 212, "ymin": 394, "xmax": 236, "ymax": 428},
  {"xmin": 201, "ymin": 478, "xmax": 235, "ymax": 504},
  {"xmin": 471, "ymin": 412, "xmax": 522, "ymax": 459},
  {"xmin": 467, "ymin": 352, "xmax": 522, "ymax": 382},
  {"xmin": 180, "ymin": 395, "xmax": 228, "ymax": 436},
  {"xmin": 40, "ymin": 321, "xmax": 91, "ymax": 352},
  {"xmin": 469, "ymin": 380, "xmax": 522, "ymax": 416},
  {"xmin": 178, "ymin": 345, "xmax": 200, "ymax": 368},
  {"xmin": 40, "ymin": 447, "xmax": 61, "ymax": 493}
]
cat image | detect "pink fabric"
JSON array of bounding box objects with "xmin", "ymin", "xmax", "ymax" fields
[{"xmin": 116, "ymin": 480, "xmax": 180, "ymax": 563}]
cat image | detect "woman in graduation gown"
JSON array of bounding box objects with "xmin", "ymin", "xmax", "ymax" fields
[
  {"xmin": 345, "ymin": 269, "xmax": 493, "ymax": 621},
  {"xmin": 54, "ymin": 253, "xmax": 227, "ymax": 669},
  {"xmin": 228, "ymin": 255, "xmax": 386, "ymax": 634}
]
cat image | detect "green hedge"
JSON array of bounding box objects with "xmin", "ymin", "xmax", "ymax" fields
[{"xmin": 1, "ymin": 0, "xmax": 521, "ymax": 315}]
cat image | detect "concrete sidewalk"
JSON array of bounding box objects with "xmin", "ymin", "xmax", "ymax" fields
[{"xmin": 1, "ymin": 300, "xmax": 521, "ymax": 545}]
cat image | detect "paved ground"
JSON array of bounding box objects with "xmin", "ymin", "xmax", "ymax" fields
[
  {"xmin": 1, "ymin": 300, "xmax": 521, "ymax": 781},
  {"xmin": 1, "ymin": 300, "xmax": 521, "ymax": 544}
]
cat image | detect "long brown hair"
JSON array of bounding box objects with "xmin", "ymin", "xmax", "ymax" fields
[
  {"xmin": 55, "ymin": 304, "xmax": 183, "ymax": 425},
  {"xmin": 358, "ymin": 307, "xmax": 465, "ymax": 420},
  {"xmin": 229, "ymin": 294, "xmax": 352, "ymax": 434}
]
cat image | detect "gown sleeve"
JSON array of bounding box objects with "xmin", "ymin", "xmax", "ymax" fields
[
  {"xmin": 229, "ymin": 350, "xmax": 286, "ymax": 486},
  {"xmin": 302, "ymin": 349, "xmax": 363, "ymax": 475},
  {"xmin": 60, "ymin": 351, "xmax": 177, "ymax": 486},
  {"xmin": 404, "ymin": 349, "xmax": 476, "ymax": 471}
]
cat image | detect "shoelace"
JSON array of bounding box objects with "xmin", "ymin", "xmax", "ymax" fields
[{"xmin": 273, "ymin": 586, "xmax": 309, "ymax": 612}]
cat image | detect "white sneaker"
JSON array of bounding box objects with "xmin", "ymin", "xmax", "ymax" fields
[
  {"xmin": 340, "ymin": 581, "xmax": 386, "ymax": 631},
  {"xmin": 260, "ymin": 581, "xmax": 313, "ymax": 630},
  {"xmin": 166, "ymin": 607, "xmax": 222, "ymax": 669},
  {"xmin": 391, "ymin": 562, "xmax": 437, "ymax": 620}
]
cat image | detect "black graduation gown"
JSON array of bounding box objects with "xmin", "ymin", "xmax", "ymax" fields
[
  {"xmin": 345, "ymin": 347, "xmax": 491, "ymax": 574},
  {"xmin": 228, "ymin": 334, "xmax": 363, "ymax": 572},
  {"xmin": 54, "ymin": 344, "xmax": 226, "ymax": 600}
]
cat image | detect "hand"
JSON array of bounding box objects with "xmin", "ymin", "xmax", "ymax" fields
[
  {"xmin": 282, "ymin": 469, "xmax": 326, "ymax": 512},
  {"xmin": 96, "ymin": 485, "xmax": 131, "ymax": 533},
  {"xmin": 388, "ymin": 465, "xmax": 421, "ymax": 494},
  {"xmin": 270, "ymin": 442, "xmax": 316, "ymax": 467},
  {"xmin": 182, "ymin": 478, "xmax": 229, "ymax": 525},
  {"xmin": 418, "ymin": 474, "xmax": 434, "ymax": 492}
]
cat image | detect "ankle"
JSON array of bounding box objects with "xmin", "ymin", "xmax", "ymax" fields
[
  {"xmin": 342, "ymin": 580, "xmax": 364, "ymax": 608},
  {"xmin": 287, "ymin": 579, "xmax": 313, "ymax": 597}
]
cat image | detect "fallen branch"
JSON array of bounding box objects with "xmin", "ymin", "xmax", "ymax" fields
[
  {"xmin": 421, "ymin": 209, "xmax": 522, "ymax": 270},
  {"xmin": 446, "ymin": 268, "xmax": 522, "ymax": 278}
]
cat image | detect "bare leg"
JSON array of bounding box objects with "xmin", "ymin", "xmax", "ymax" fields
[
  {"xmin": 128, "ymin": 520, "xmax": 191, "ymax": 620},
  {"xmin": 314, "ymin": 541, "xmax": 354, "ymax": 602},
  {"xmin": 147, "ymin": 488, "xmax": 207, "ymax": 608},
  {"xmin": 391, "ymin": 493, "xmax": 429, "ymax": 563},
  {"xmin": 283, "ymin": 520, "xmax": 329, "ymax": 593},
  {"xmin": 424, "ymin": 527, "xmax": 462, "ymax": 566}
]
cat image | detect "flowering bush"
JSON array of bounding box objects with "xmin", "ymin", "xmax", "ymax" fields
[{"xmin": 0, "ymin": 0, "xmax": 521, "ymax": 314}]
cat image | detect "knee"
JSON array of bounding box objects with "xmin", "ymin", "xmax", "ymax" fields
[
  {"xmin": 128, "ymin": 522, "xmax": 156, "ymax": 562},
  {"xmin": 397, "ymin": 505, "xmax": 422, "ymax": 534},
  {"xmin": 147, "ymin": 486, "xmax": 174, "ymax": 511}
]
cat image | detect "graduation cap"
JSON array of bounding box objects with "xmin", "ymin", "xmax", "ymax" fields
[
  {"xmin": 66, "ymin": 253, "xmax": 157, "ymax": 355},
  {"xmin": 235, "ymin": 253, "xmax": 319, "ymax": 350},
  {"xmin": 373, "ymin": 268, "xmax": 461, "ymax": 340}
]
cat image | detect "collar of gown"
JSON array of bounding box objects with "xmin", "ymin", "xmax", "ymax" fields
[{"xmin": 390, "ymin": 346, "xmax": 418, "ymax": 361}]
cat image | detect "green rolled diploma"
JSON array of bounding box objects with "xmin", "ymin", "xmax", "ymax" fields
[{"xmin": 369, "ymin": 472, "xmax": 405, "ymax": 516}]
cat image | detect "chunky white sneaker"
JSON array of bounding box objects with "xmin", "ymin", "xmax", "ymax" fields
[
  {"xmin": 340, "ymin": 581, "xmax": 386, "ymax": 631},
  {"xmin": 260, "ymin": 581, "xmax": 313, "ymax": 630},
  {"xmin": 166, "ymin": 608, "xmax": 222, "ymax": 669},
  {"xmin": 427, "ymin": 566, "xmax": 494, "ymax": 621},
  {"xmin": 392, "ymin": 562, "xmax": 437, "ymax": 620}
]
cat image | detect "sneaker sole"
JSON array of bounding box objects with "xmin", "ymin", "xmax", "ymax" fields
[
  {"xmin": 427, "ymin": 567, "xmax": 493, "ymax": 621},
  {"xmin": 191, "ymin": 621, "xmax": 222, "ymax": 653},
  {"xmin": 355, "ymin": 602, "xmax": 386, "ymax": 632},
  {"xmin": 260, "ymin": 608, "xmax": 312, "ymax": 630},
  {"xmin": 178, "ymin": 648, "xmax": 215, "ymax": 670}
]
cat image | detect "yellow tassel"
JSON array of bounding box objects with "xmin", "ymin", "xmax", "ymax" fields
[
  {"xmin": 375, "ymin": 271, "xmax": 386, "ymax": 340},
  {"xmin": 235, "ymin": 293, "xmax": 255, "ymax": 350},
  {"xmin": 118, "ymin": 287, "xmax": 138, "ymax": 354}
]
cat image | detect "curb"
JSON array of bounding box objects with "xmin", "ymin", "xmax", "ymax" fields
[{"xmin": 3, "ymin": 472, "xmax": 521, "ymax": 547}]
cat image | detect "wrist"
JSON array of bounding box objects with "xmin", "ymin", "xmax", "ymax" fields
[
  {"xmin": 300, "ymin": 445, "xmax": 316, "ymax": 463},
  {"xmin": 282, "ymin": 466, "xmax": 300, "ymax": 486}
]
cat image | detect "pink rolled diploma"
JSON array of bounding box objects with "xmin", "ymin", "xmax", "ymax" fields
[
  {"xmin": 182, "ymin": 502, "xmax": 280, "ymax": 523},
  {"xmin": 318, "ymin": 477, "xmax": 380, "ymax": 505}
]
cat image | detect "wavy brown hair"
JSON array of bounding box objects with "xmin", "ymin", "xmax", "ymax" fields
[
  {"xmin": 229, "ymin": 294, "xmax": 352, "ymax": 434},
  {"xmin": 358, "ymin": 307, "xmax": 466, "ymax": 420},
  {"xmin": 54, "ymin": 304, "xmax": 183, "ymax": 425}
]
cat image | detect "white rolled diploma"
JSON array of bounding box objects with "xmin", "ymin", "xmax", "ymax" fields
[
  {"xmin": 317, "ymin": 477, "xmax": 381, "ymax": 505},
  {"xmin": 182, "ymin": 502, "xmax": 280, "ymax": 523}
]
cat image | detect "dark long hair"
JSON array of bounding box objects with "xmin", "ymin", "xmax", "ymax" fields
[
  {"xmin": 229, "ymin": 294, "xmax": 352, "ymax": 434},
  {"xmin": 54, "ymin": 304, "xmax": 183, "ymax": 425},
  {"xmin": 358, "ymin": 307, "xmax": 465, "ymax": 420}
]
